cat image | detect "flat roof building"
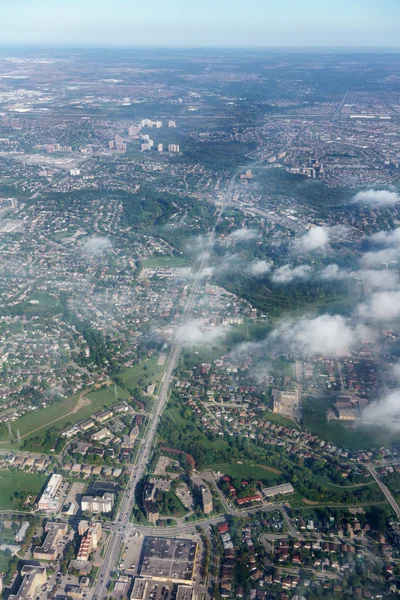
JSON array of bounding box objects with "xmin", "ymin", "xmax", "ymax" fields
[
  {"xmin": 138, "ymin": 537, "xmax": 198, "ymax": 584},
  {"xmin": 262, "ymin": 483, "xmax": 294, "ymax": 499},
  {"xmin": 130, "ymin": 577, "xmax": 147, "ymax": 600},
  {"xmin": 9, "ymin": 565, "xmax": 47, "ymax": 600},
  {"xmin": 176, "ymin": 585, "xmax": 194, "ymax": 600},
  {"xmin": 37, "ymin": 474, "xmax": 63, "ymax": 512},
  {"xmin": 81, "ymin": 493, "xmax": 114, "ymax": 514},
  {"xmin": 33, "ymin": 522, "xmax": 68, "ymax": 561}
]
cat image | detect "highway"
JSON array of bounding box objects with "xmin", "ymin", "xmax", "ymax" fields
[
  {"xmin": 91, "ymin": 165, "xmax": 242, "ymax": 599},
  {"xmin": 367, "ymin": 465, "xmax": 400, "ymax": 520}
]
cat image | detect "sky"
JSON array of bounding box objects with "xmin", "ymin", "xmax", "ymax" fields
[{"xmin": 2, "ymin": 0, "xmax": 400, "ymax": 47}]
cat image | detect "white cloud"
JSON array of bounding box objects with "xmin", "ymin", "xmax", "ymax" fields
[
  {"xmin": 294, "ymin": 225, "xmax": 348, "ymax": 253},
  {"xmin": 295, "ymin": 226, "xmax": 329, "ymax": 252},
  {"xmin": 176, "ymin": 319, "xmax": 229, "ymax": 346},
  {"xmin": 226, "ymin": 228, "xmax": 257, "ymax": 241},
  {"xmin": 319, "ymin": 264, "xmax": 349, "ymax": 280},
  {"xmin": 358, "ymin": 291, "xmax": 400, "ymax": 322},
  {"xmin": 351, "ymin": 189, "xmax": 400, "ymax": 206},
  {"xmin": 370, "ymin": 228, "xmax": 400, "ymax": 246},
  {"xmin": 271, "ymin": 264, "xmax": 312, "ymax": 283},
  {"xmin": 249, "ymin": 260, "xmax": 272, "ymax": 276},
  {"xmin": 362, "ymin": 389, "xmax": 400, "ymax": 431},
  {"xmin": 270, "ymin": 314, "xmax": 365, "ymax": 357},
  {"xmin": 357, "ymin": 269, "xmax": 399, "ymax": 291},
  {"xmin": 82, "ymin": 236, "xmax": 112, "ymax": 254},
  {"xmin": 361, "ymin": 247, "xmax": 400, "ymax": 266}
]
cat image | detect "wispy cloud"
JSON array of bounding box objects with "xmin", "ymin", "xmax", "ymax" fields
[
  {"xmin": 82, "ymin": 236, "xmax": 112, "ymax": 254},
  {"xmin": 176, "ymin": 319, "xmax": 229, "ymax": 346},
  {"xmin": 271, "ymin": 264, "xmax": 312, "ymax": 283},
  {"xmin": 351, "ymin": 189, "xmax": 400, "ymax": 206}
]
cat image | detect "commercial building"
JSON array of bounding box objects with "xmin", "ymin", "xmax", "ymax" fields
[
  {"xmin": 262, "ymin": 483, "xmax": 294, "ymax": 499},
  {"xmin": 130, "ymin": 577, "xmax": 147, "ymax": 600},
  {"xmin": 9, "ymin": 565, "xmax": 47, "ymax": 600},
  {"xmin": 37, "ymin": 474, "xmax": 63, "ymax": 512},
  {"xmin": 81, "ymin": 493, "xmax": 114, "ymax": 514},
  {"xmin": 176, "ymin": 586, "xmax": 194, "ymax": 600},
  {"xmin": 138, "ymin": 537, "xmax": 198, "ymax": 584},
  {"xmin": 33, "ymin": 521, "xmax": 68, "ymax": 561}
]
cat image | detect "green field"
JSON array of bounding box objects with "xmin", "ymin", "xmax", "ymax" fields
[
  {"xmin": 0, "ymin": 358, "xmax": 164, "ymax": 449},
  {"xmin": 264, "ymin": 411, "xmax": 301, "ymax": 430},
  {"xmin": 142, "ymin": 256, "xmax": 187, "ymax": 268},
  {"xmin": 0, "ymin": 554, "xmax": 11, "ymax": 575},
  {"xmin": 28, "ymin": 292, "xmax": 58, "ymax": 307},
  {"xmin": 0, "ymin": 471, "xmax": 46, "ymax": 510},
  {"xmin": 201, "ymin": 461, "xmax": 281, "ymax": 483},
  {"xmin": 303, "ymin": 396, "xmax": 400, "ymax": 450}
]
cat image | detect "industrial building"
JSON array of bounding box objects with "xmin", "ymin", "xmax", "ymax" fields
[{"xmin": 37, "ymin": 474, "xmax": 63, "ymax": 512}]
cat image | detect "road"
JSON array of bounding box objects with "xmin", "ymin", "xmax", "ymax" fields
[
  {"xmin": 367, "ymin": 465, "xmax": 400, "ymax": 519},
  {"xmin": 91, "ymin": 165, "xmax": 243, "ymax": 599}
]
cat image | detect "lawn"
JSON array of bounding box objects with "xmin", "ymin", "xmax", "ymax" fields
[
  {"xmin": 0, "ymin": 386, "xmax": 117, "ymax": 448},
  {"xmin": 142, "ymin": 256, "xmax": 188, "ymax": 268},
  {"xmin": 28, "ymin": 292, "xmax": 58, "ymax": 307},
  {"xmin": 0, "ymin": 358, "xmax": 163, "ymax": 449},
  {"xmin": 0, "ymin": 471, "xmax": 46, "ymax": 510},
  {"xmin": 202, "ymin": 461, "xmax": 281, "ymax": 483},
  {"xmin": 264, "ymin": 410, "xmax": 301, "ymax": 430},
  {"xmin": 303, "ymin": 396, "xmax": 400, "ymax": 450},
  {"xmin": 120, "ymin": 357, "xmax": 164, "ymax": 391},
  {"xmin": 0, "ymin": 554, "xmax": 11, "ymax": 575}
]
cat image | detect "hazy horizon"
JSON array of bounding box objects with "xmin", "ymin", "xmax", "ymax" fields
[{"xmin": 2, "ymin": 0, "xmax": 399, "ymax": 48}]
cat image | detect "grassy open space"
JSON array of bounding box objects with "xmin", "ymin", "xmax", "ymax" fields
[
  {"xmin": 0, "ymin": 471, "xmax": 46, "ymax": 510},
  {"xmin": 0, "ymin": 358, "xmax": 164, "ymax": 450},
  {"xmin": 142, "ymin": 256, "xmax": 188, "ymax": 268},
  {"xmin": 119, "ymin": 356, "xmax": 164, "ymax": 391},
  {"xmin": 202, "ymin": 461, "xmax": 281, "ymax": 482},
  {"xmin": 0, "ymin": 554, "xmax": 11, "ymax": 575},
  {"xmin": 303, "ymin": 396, "xmax": 400, "ymax": 450},
  {"xmin": 28, "ymin": 292, "xmax": 58, "ymax": 307}
]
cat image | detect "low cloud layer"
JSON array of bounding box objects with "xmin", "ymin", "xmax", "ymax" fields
[
  {"xmin": 362, "ymin": 389, "xmax": 400, "ymax": 432},
  {"xmin": 351, "ymin": 189, "xmax": 400, "ymax": 206},
  {"xmin": 249, "ymin": 260, "xmax": 272, "ymax": 276},
  {"xmin": 294, "ymin": 225, "xmax": 348, "ymax": 253},
  {"xmin": 234, "ymin": 314, "xmax": 365, "ymax": 361},
  {"xmin": 270, "ymin": 314, "xmax": 366, "ymax": 357},
  {"xmin": 176, "ymin": 319, "xmax": 229, "ymax": 347},
  {"xmin": 82, "ymin": 236, "xmax": 112, "ymax": 254},
  {"xmin": 358, "ymin": 291, "xmax": 400, "ymax": 322},
  {"xmin": 226, "ymin": 228, "xmax": 258, "ymax": 242},
  {"xmin": 271, "ymin": 264, "xmax": 312, "ymax": 283}
]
